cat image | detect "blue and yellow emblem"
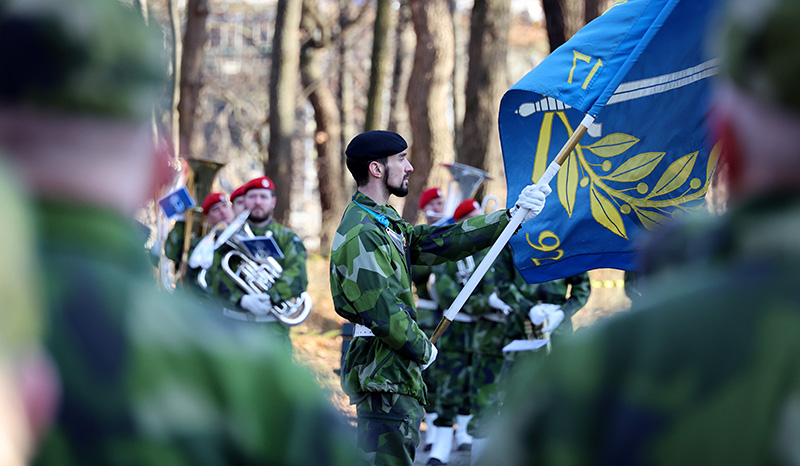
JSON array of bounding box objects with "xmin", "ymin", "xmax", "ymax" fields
[{"xmin": 500, "ymin": 0, "xmax": 722, "ymax": 283}]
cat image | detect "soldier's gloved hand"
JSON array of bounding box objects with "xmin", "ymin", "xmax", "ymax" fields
[
  {"xmin": 488, "ymin": 291, "xmax": 512, "ymax": 315},
  {"xmin": 528, "ymin": 303, "xmax": 561, "ymax": 326},
  {"xmin": 509, "ymin": 184, "xmax": 552, "ymax": 223},
  {"xmin": 422, "ymin": 345, "xmax": 439, "ymax": 371},
  {"xmin": 541, "ymin": 309, "xmax": 565, "ymax": 334},
  {"xmin": 241, "ymin": 293, "xmax": 273, "ymax": 316}
]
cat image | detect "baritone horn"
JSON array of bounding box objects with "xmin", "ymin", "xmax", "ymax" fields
[{"xmin": 217, "ymin": 211, "xmax": 312, "ymax": 326}]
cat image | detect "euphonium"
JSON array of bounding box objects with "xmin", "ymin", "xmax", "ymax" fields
[{"xmin": 217, "ymin": 211, "xmax": 311, "ymax": 326}]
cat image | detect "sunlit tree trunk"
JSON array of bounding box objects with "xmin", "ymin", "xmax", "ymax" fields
[
  {"xmin": 404, "ymin": 0, "xmax": 455, "ymax": 222},
  {"xmin": 267, "ymin": 0, "xmax": 302, "ymax": 224}
]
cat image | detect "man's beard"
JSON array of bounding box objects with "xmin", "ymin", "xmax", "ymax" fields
[
  {"xmin": 248, "ymin": 210, "xmax": 272, "ymax": 224},
  {"xmin": 385, "ymin": 171, "xmax": 409, "ymax": 197}
]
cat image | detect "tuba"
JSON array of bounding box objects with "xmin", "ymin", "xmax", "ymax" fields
[
  {"xmin": 432, "ymin": 163, "xmax": 497, "ymax": 225},
  {"xmin": 216, "ymin": 211, "xmax": 312, "ymax": 326}
]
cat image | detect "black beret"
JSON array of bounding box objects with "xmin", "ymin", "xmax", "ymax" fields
[{"xmin": 345, "ymin": 130, "xmax": 408, "ymax": 159}]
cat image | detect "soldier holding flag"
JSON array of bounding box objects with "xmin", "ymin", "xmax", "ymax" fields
[{"xmin": 330, "ymin": 130, "xmax": 551, "ymax": 466}]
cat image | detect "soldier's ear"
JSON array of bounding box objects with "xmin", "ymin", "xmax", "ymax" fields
[{"xmin": 368, "ymin": 160, "xmax": 383, "ymax": 178}]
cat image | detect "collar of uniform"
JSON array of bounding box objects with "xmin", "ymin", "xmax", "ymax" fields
[
  {"xmin": 352, "ymin": 191, "xmax": 403, "ymax": 225},
  {"xmin": 35, "ymin": 200, "xmax": 150, "ymax": 273},
  {"xmin": 247, "ymin": 218, "xmax": 274, "ymax": 235}
]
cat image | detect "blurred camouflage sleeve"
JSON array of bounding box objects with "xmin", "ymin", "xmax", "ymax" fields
[
  {"xmin": 163, "ymin": 221, "xmax": 185, "ymax": 263},
  {"xmin": 331, "ymin": 226, "xmax": 431, "ymax": 364}
]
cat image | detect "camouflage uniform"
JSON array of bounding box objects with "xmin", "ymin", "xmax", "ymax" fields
[
  {"xmin": 431, "ymin": 251, "xmax": 487, "ymax": 427},
  {"xmin": 208, "ymin": 219, "xmax": 308, "ymax": 349},
  {"xmin": 411, "ymin": 265, "xmax": 444, "ymax": 414},
  {"xmin": 330, "ymin": 191, "xmax": 511, "ymax": 466},
  {"xmin": 31, "ymin": 202, "xmax": 356, "ymax": 466},
  {"xmin": 482, "ymin": 195, "xmax": 800, "ymax": 465},
  {"xmin": 163, "ymin": 219, "xmax": 203, "ymax": 292}
]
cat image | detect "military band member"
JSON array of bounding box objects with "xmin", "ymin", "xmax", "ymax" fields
[
  {"xmin": 329, "ymin": 130, "xmax": 551, "ymax": 466},
  {"xmin": 412, "ymin": 187, "xmax": 447, "ymax": 452},
  {"xmin": 0, "ymin": 1, "xmax": 357, "ymax": 464},
  {"xmin": 230, "ymin": 185, "xmax": 246, "ymax": 216},
  {"xmin": 209, "ymin": 176, "xmax": 309, "ymax": 349},
  {"xmin": 165, "ymin": 192, "xmax": 233, "ymax": 291}
]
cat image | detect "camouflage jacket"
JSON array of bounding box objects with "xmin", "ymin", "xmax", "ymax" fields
[
  {"xmin": 482, "ymin": 193, "xmax": 800, "ymax": 466},
  {"xmin": 209, "ymin": 219, "xmax": 308, "ymax": 314},
  {"xmin": 32, "ymin": 201, "xmax": 356, "ymax": 466},
  {"xmin": 433, "ymin": 248, "xmax": 494, "ymax": 319},
  {"xmin": 411, "ymin": 264, "xmax": 440, "ymax": 330},
  {"xmin": 330, "ymin": 191, "xmax": 511, "ymax": 404}
]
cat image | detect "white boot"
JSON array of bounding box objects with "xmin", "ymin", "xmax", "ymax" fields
[
  {"xmin": 455, "ymin": 414, "xmax": 473, "ymax": 451},
  {"xmin": 426, "ymin": 426, "xmax": 453, "ymax": 465},
  {"xmin": 423, "ymin": 412, "xmax": 438, "ymax": 451},
  {"xmin": 470, "ymin": 437, "xmax": 489, "ymax": 466}
]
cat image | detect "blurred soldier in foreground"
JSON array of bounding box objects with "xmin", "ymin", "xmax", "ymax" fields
[
  {"xmin": 480, "ymin": 0, "xmax": 800, "ymax": 464},
  {"xmin": 0, "ymin": 1, "xmax": 356, "ymax": 464},
  {"xmin": 0, "ymin": 160, "xmax": 59, "ymax": 466},
  {"xmin": 209, "ymin": 175, "xmax": 310, "ymax": 349},
  {"xmin": 330, "ymin": 130, "xmax": 551, "ymax": 466},
  {"xmin": 412, "ymin": 187, "xmax": 447, "ymax": 452}
]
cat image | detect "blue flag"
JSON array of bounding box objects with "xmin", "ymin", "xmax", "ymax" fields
[
  {"xmin": 500, "ymin": 0, "xmax": 722, "ymax": 283},
  {"xmin": 158, "ymin": 186, "xmax": 195, "ymax": 219}
]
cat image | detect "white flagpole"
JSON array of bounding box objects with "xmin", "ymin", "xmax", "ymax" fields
[{"xmin": 430, "ymin": 114, "xmax": 595, "ymax": 344}]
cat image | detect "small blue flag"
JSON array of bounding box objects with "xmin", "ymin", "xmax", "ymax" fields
[
  {"xmin": 500, "ymin": 0, "xmax": 722, "ymax": 283},
  {"xmin": 158, "ymin": 186, "xmax": 195, "ymax": 219}
]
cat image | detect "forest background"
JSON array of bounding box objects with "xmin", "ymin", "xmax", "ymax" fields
[{"xmin": 134, "ymin": 0, "xmax": 628, "ymax": 418}]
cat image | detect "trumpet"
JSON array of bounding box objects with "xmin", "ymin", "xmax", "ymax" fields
[{"xmin": 216, "ymin": 211, "xmax": 312, "ymax": 326}]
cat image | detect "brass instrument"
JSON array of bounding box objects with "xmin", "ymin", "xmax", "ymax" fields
[
  {"xmin": 216, "ymin": 211, "xmax": 312, "ymax": 326},
  {"xmin": 179, "ymin": 158, "xmax": 226, "ymax": 281},
  {"xmin": 433, "ymin": 163, "xmax": 497, "ymax": 225}
]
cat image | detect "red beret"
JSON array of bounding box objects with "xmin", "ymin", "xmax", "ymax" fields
[
  {"xmin": 230, "ymin": 185, "xmax": 246, "ymax": 202},
  {"xmin": 418, "ymin": 187, "xmax": 443, "ymax": 209},
  {"xmin": 244, "ymin": 176, "xmax": 275, "ymax": 193},
  {"xmin": 202, "ymin": 192, "xmax": 228, "ymax": 214},
  {"xmin": 453, "ymin": 199, "xmax": 481, "ymax": 222}
]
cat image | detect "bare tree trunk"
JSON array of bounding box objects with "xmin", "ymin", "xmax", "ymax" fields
[
  {"xmin": 541, "ymin": 0, "xmax": 583, "ymax": 51},
  {"xmin": 584, "ymin": 0, "xmax": 600, "ymax": 24},
  {"xmin": 459, "ymin": 0, "xmax": 510, "ymax": 205},
  {"xmin": 338, "ymin": 0, "xmax": 356, "ymax": 192},
  {"xmin": 404, "ymin": 0, "xmax": 456, "ymax": 222},
  {"xmin": 167, "ymin": 0, "xmax": 181, "ymax": 159},
  {"xmin": 267, "ymin": 0, "xmax": 302, "ymax": 224},
  {"xmin": 301, "ymin": 0, "xmax": 347, "ymax": 256},
  {"xmin": 387, "ymin": 0, "xmax": 413, "ymax": 139},
  {"xmin": 365, "ymin": 0, "xmax": 394, "ymax": 131},
  {"xmin": 450, "ymin": 0, "xmax": 465, "ymax": 150},
  {"xmin": 178, "ymin": 0, "xmax": 210, "ymax": 159}
]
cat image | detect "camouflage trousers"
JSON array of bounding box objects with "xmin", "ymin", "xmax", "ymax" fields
[
  {"xmin": 419, "ymin": 325, "xmax": 444, "ymax": 413},
  {"xmin": 468, "ymin": 319, "xmax": 506, "ymax": 438},
  {"xmin": 433, "ymin": 321, "xmax": 473, "ymax": 426},
  {"xmin": 356, "ymin": 392, "xmax": 424, "ymax": 466}
]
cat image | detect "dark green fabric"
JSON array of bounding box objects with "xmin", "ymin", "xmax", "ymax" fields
[
  {"xmin": 484, "ymin": 194, "xmax": 800, "ymax": 466},
  {"xmin": 32, "ymin": 201, "xmax": 357, "ymax": 466}
]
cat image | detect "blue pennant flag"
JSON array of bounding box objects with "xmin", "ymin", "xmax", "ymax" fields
[{"xmin": 501, "ymin": 0, "xmax": 722, "ymax": 283}]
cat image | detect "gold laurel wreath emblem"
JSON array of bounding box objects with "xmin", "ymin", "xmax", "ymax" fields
[{"xmin": 532, "ymin": 111, "xmax": 721, "ymax": 239}]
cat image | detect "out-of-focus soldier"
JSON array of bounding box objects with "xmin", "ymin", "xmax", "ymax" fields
[
  {"xmin": 230, "ymin": 185, "xmax": 246, "ymax": 216},
  {"xmin": 427, "ymin": 199, "xmax": 497, "ymax": 463},
  {"xmin": 0, "ymin": 1, "xmax": 357, "ymax": 464},
  {"xmin": 208, "ymin": 176, "xmax": 310, "ymax": 350},
  {"xmin": 412, "ymin": 187, "xmax": 447, "ymax": 452},
  {"xmin": 0, "ymin": 159, "xmax": 58, "ymax": 466},
  {"xmin": 480, "ymin": 0, "xmax": 800, "ymax": 464},
  {"xmin": 330, "ymin": 130, "xmax": 551, "ymax": 466}
]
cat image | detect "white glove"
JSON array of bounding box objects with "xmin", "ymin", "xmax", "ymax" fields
[
  {"xmin": 528, "ymin": 303, "xmax": 561, "ymax": 326},
  {"xmin": 488, "ymin": 291, "xmax": 512, "ymax": 315},
  {"xmin": 422, "ymin": 345, "xmax": 438, "ymax": 371},
  {"xmin": 240, "ymin": 293, "xmax": 273, "ymax": 316},
  {"xmin": 511, "ymin": 184, "xmax": 552, "ymax": 223},
  {"xmin": 541, "ymin": 309, "xmax": 565, "ymax": 334}
]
